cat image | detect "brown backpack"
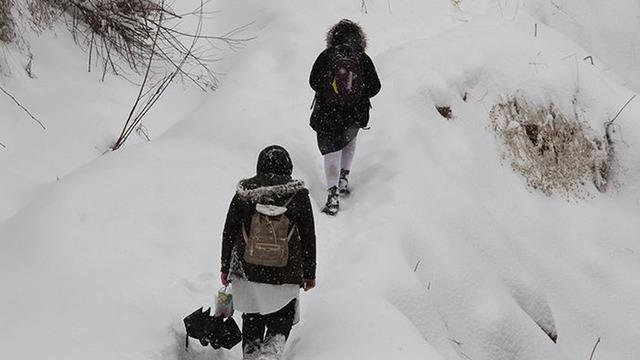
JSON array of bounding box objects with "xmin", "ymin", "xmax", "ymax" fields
[{"xmin": 242, "ymin": 196, "xmax": 297, "ymax": 267}]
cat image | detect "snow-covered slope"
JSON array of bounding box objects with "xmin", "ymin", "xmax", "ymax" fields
[
  {"xmin": 0, "ymin": 22, "xmax": 202, "ymax": 221},
  {"xmin": 1, "ymin": 1, "xmax": 639, "ymax": 360},
  {"xmin": 524, "ymin": 0, "xmax": 640, "ymax": 92}
]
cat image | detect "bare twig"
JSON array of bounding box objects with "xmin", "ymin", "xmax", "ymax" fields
[
  {"xmin": 584, "ymin": 56, "xmax": 594, "ymax": 65},
  {"xmin": 448, "ymin": 338, "xmax": 473, "ymax": 360},
  {"xmin": 112, "ymin": 3, "xmax": 163, "ymax": 151},
  {"xmin": 135, "ymin": 124, "xmax": 151, "ymax": 141},
  {"xmin": 610, "ymin": 95, "xmax": 636, "ymax": 124},
  {"xmin": 88, "ymin": 31, "xmax": 94, "ymax": 72},
  {"xmin": 589, "ymin": 337, "xmax": 601, "ymax": 360},
  {"xmin": 548, "ymin": 0, "xmax": 577, "ymax": 23},
  {"xmin": 604, "ymin": 95, "xmax": 636, "ymax": 146},
  {"xmin": 100, "ymin": 36, "xmax": 110, "ymax": 81},
  {"xmin": 111, "ymin": 0, "xmax": 208, "ymax": 150},
  {"xmin": 0, "ymin": 85, "xmax": 46, "ymax": 130},
  {"xmin": 25, "ymin": 54, "xmax": 35, "ymax": 78}
]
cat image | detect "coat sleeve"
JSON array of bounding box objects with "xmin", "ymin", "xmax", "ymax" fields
[
  {"xmin": 221, "ymin": 194, "xmax": 242, "ymax": 274},
  {"xmin": 363, "ymin": 54, "xmax": 381, "ymax": 99},
  {"xmin": 296, "ymin": 191, "xmax": 317, "ymax": 280},
  {"xmin": 309, "ymin": 50, "xmax": 330, "ymax": 93}
]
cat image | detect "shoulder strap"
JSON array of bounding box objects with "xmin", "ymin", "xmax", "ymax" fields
[
  {"xmin": 310, "ymin": 93, "xmax": 317, "ymax": 110},
  {"xmin": 283, "ymin": 192, "xmax": 299, "ymax": 237},
  {"xmin": 283, "ymin": 191, "xmax": 299, "ymax": 208}
]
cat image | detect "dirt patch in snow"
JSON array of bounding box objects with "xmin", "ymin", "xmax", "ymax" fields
[
  {"xmin": 489, "ymin": 97, "xmax": 614, "ymax": 197},
  {"xmin": 436, "ymin": 105, "xmax": 453, "ymax": 119}
]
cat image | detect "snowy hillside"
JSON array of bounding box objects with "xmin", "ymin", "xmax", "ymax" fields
[{"xmin": 2, "ymin": 1, "xmax": 640, "ymax": 360}]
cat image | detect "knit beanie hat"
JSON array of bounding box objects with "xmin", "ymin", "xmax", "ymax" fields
[{"xmin": 256, "ymin": 145, "xmax": 293, "ymax": 176}]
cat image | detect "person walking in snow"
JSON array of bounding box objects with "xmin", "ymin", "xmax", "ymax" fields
[
  {"xmin": 309, "ymin": 19, "xmax": 381, "ymax": 215},
  {"xmin": 220, "ymin": 145, "xmax": 317, "ymax": 359}
]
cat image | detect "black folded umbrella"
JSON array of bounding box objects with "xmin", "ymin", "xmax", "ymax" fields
[
  {"xmin": 183, "ymin": 307, "xmax": 241, "ymax": 350},
  {"xmin": 184, "ymin": 307, "xmax": 214, "ymax": 347},
  {"xmin": 214, "ymin": 317, "xmax": 242, "ymax": 350}
]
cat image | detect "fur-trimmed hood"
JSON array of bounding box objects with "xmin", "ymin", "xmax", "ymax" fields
[
  {"xmin": 236, "ymin": 177, "xmax": 306, "ymax": 203},
  {"xmin": 326, "ymin": 19, "xmax": 367, "ymax": 50}
]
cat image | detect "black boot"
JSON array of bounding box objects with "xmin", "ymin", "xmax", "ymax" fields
[
  {"xmin": 338, "ymin": 169, "xmax": 350, "ymax": 195},
  {"xmin": 322, "ymin": 186, "xmax": 339, "ymax": 215}
]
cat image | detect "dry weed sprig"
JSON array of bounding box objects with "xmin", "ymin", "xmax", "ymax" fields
[
  {"xmin": 589, "ymin": 337, "xmax": 601, "ymax": 360},
  {"xmin": 0, "ymin": 84, "xmax": 46, "ymax": 129},
  {"xmin": 110, "ymin": 0, "xmax": 205, "ymax": 150}
]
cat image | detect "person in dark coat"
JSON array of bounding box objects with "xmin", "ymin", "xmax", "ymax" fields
[
  {"xmin": 309, "ymin": 19, "xmax": 381, "ymax": 215},
  {"xmin": 220, "ymin": 145, "xmax": 317, "ymax": 359}
]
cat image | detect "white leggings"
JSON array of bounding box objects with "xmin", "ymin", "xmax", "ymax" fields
[{"xmin": 324, "ymin": 137, "xmax": 357, "ymax": 189}]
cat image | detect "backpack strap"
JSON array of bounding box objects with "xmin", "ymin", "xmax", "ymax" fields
[
  {"xmin": 282, "ymin": 191, "xmax": 298, "ymax": 208},
  {"xmin": 310, "ymin": 93, "xmax": 317, "ymax": 110},
  {"xmin": 283, "ymin": 192, "xmax": 299, "ymax": 239}
]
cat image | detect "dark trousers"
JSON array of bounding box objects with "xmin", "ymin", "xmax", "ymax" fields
[{"xmin": 242, "ymin": 299, "xmax": 296, "ymax": 355}]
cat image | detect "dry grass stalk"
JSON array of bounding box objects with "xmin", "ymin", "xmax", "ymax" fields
[{"xmin": 589, "ymin": 337, "xmax": 601, "ymax": 360}]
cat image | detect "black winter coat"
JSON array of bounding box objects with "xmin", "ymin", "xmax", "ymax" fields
[
  {"xmin": 309, "ymin": 48, "xmax": 381, "ymax": 134},
  {"xmin": 221, "ymin": 175, "xmax": 316, "ymax": 286}
]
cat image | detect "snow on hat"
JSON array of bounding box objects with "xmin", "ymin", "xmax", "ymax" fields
[
  {"xmin": 326, "ymin": 19, "xmax": 367, "ymax": 50},
  {"xmin": 256, "ymin": 145, "xmax": 293, "ymax": 176}
]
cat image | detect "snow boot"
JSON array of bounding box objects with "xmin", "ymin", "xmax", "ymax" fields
[
  {"xmin": 242, "ymin": 341, "xmax": 262, "ymax": 360},
  {"xmin": 260, "ymin": 334, "xmax": 286, "ymax": 360},
  {"xmin": 338, "ymin": 169, "xmax": 350, "ymax": 195},
  {"xmin": 322, "ymin": 186, "xmax": 339, "ymax": 215}
]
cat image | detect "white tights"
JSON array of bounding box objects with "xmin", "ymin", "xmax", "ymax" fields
[{"xmin": 324, "ymin": 137, "xmax": 357, "ymax": 189}]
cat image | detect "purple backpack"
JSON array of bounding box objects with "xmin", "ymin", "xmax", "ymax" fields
[{"xmin": 325, "ymin": 44, "xmax": 365, "ymax": 106}]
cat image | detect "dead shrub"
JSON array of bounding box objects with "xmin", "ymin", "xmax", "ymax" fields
[
  {"xmin": 27, "ymin": 0, "xmax": 57, "ymax": 29},
  {"xmin": 43, "ymin": 0, "xmax": 215, "ymax": 86},
  {"xmin": 23, "ymin": 0, "xmax": 251, "ymax": 89},
  {"xmin": 489, "ymin": 97, "xmax": 613, "ymax": 197},
  {"xmin": 58, "ymin": 0, "xmax": 172, "ymax": 69},
  {"xmin": 2, "ymin": 1, "xmax": 252, "ymax": 89},
  {"xmin": 0, "ymin": 0, "xmax": 16, "ymax": 43}
]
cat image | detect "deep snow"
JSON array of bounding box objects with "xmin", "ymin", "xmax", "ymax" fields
[{"xmin": 1, "ymin": 1, "xmax": 640, "ymax": 360}]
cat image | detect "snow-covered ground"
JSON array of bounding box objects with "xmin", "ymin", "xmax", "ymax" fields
[{"xmin": 1, "ymin": 1, "xmax": 639, "ymax": 360}]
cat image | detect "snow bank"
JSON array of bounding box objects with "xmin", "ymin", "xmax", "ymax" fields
[
  {"xmin": 524, "ymin": 0, "xmax": 640, "ymax": 91},
  {"xmin": 0, "ymin": 25, "xmax": 203, "ymax": 219},
  {"xmin": 0, "ymin": 140, "xmax": 240, "ymax": 360}
]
